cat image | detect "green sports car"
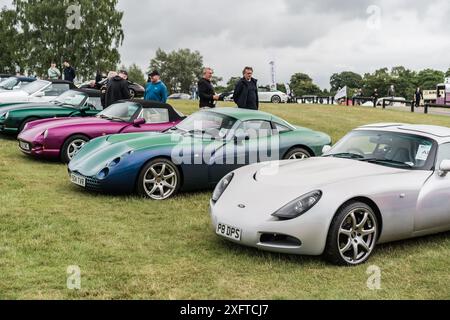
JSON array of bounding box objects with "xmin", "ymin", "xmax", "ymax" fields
[
  {"xmin": 0, "ymin": 89, "xmax": 102, "ymax": 134},
  {"xmin": 68, "ymin": 107, "xmax": 332, "ymax": 200}
]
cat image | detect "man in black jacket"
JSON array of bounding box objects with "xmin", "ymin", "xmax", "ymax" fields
[
  {"xmin": 197, "ymin": 67, "xmax": 220, "ymax": 108},
  {"xmin": 105, "ymin": 70, "xmax": 131, "ymax": 107},
  {"xmin": 233, "ymin": 67, "xmax": 259, "ymax": 110},
  {"xmin": 63, "ymin": 60, "xmax": 76, "ymax": 82}
]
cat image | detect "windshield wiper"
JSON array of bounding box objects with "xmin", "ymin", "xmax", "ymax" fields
[
  {"xmin": 359, "ymin": 158, "xmax": 414, "ymax": 168},
  {"xmin": 186, "ymin": 129, "xmax": 206, "ymax": 136},
  {"xmin": 109, "ymin": 116, "xmax": 126, "ymax": 122},
  {"xmin": 324, "ymin": 152, "xmax": 364, "ymax": 159}
]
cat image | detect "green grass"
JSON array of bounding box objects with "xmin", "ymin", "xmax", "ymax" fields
[{"xmin": 0, "ymin": 102, "xmax": 449, "ymax": 300}]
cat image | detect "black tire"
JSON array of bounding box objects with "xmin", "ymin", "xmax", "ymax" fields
[
  {"xmin": 19, "ymin": 117, "xmax": 39, "ymax": 133},
  {"xmin": 271, "ymin": 95, "xmax": 281, "ymax": 104},
  {"xmin": 129, "ymin": 89, "xmax": 136, "ymax": 99},
  {"xmin": 60, "ymin": 135, "xmax": 89, "ymax": 163},
  {"xmin": 137, "ymin": 158, "xmax": 181, "ymax": 200},
  {"xmin": 324, "ymin": 201, "xmax": 379, "ymax": 266},
  {"xmin": 283, "ymin": 147, "xmax": 311, "ymax": 160}
]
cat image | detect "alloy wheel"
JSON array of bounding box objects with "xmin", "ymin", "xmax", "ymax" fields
[{"xmin": 143, "ymin": 162, "xmax": 178, "ymax": 200}]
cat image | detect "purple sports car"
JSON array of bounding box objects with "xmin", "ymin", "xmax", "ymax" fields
[{"xmin": 18, "ymin": 100, "xmax": 185, "ymax": 163}]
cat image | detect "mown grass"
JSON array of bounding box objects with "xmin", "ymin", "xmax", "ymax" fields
[{"xmin": 0, "ymin": 102, "xmax": 449, "ymax": 300}]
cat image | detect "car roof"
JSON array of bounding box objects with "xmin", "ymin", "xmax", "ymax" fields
[
  {"xmin": 357, "ymin": 123, "xmax": 450, "ymax": 142},
  {"xmin": 117, "ymin": 99, "xmax": 185, "ymax": 121},
  {"xmin": 208, "ymin": 107, "xmax": 275, "ymax": 122}
]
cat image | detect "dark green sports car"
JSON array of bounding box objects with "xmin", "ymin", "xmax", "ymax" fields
[{"xmin": 0, "ymin": 89, "xmax": 102, "ymax": 134}]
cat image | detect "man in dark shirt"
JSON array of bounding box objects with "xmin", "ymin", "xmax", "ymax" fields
[
  {"xmin": 105, "ymin": 70, "xmax": 131, "ymax": 107},
  {"xmin": 233, "ymin": 67, "xmax": 259, "ymax": 110},
  {"xmin": 63, "ymin": 60, "xmax": 76, "ymax": 83},
  {"xmin": 197, "ymin": 67, "xmax": 220, "ymax": 108}
]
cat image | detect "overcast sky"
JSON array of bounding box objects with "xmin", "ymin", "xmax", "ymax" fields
[{"xmin": 1, "ymin": 0, "xmax": 449, "ymax": 88}]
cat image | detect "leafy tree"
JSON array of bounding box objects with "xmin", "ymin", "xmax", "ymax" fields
[
  {"xmin": 12, "ymin": 0, "xmax": 124, "ymax": 79},
  {"xmin": 445, "ymin": 68, "xmax": 450, "ymax": 78},
  {"xmin": 415, "ymin": 69, "xmax": 445, "ymax": 90},
  {"xmin": 362, "ymin": 68, "xmax": 391, "ymax": 96},
  {"xmin": 126, "ymin": 63, "xmax": 146, "ymax": 86},
  {"xmin": 390, "ymin": 66, "xmax": 417, "ymax": 99},
  {"xmin": 330, "ymin": 71, "xmax": 363, "ymax": 92},
  {"xmin": 149, "ymin": 48, "xmax": 203, "ymax": 94},
  {"xmin": 0, "ymin": 8, "xmax": 23, "ymax": 74},
  {"xmin": 289, "ymin": 73, "xmax": 322, "ymax": 96},
  {"xmin": 224, "ymin": 77, "xmax": 240, "ymax": 92}
]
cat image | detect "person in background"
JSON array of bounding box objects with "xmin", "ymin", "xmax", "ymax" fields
[
  {"xmin": 105, "ymin": 70, "xmax": 130, "ymax": 107},
  {"xmin": 63, "ymin": 60, "xmax": 76, "ymax": 82},
  {"xmin": 144, "ymin": 70, "xmax": 168, "ymax": 103},
  {"xmin": 197, "ymin": 67, "xmax": 220, "ymax": 109},
  {"xmin": 415, "ymin": 87, "xmax": 424, "ymax": 108},
  {"xmin": 372, "ymin": 88, "xmax": 379, "ymax": 106},
  {"xmin": 47, "ymin": 62, "xmax": 61, "ymax": 80},
  {"xmin": 233, "ymin": 67, "xmax": 259, "ymax": 110},
  {"xmin": 387, "ymin": 85, "xmax": 396, "ymax": 106},
  {"xmin": 100, "ymin": 71, "xmax": 117, "ymax": 108}
]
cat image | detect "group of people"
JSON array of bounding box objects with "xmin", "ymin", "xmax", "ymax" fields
[
  {"xmin": 353, "ymin": 85, "xmax": 425, "ymax": 108},
  {"xmin": 47, "ymin": 61, "xmax": 76, "ymax": 82},
  {"xmin": 197, "ymin": 66, "xmax": 259, "ymax": 110}
]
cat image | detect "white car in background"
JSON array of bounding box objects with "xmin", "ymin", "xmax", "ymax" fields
[
  {"xmin": 362, "ymin": 97, "xmax": 407, "ymax": 107},
  {"xmin": 258, "ymin": 87, "xmax": 289, "ymax": 104},
  {"xmin": 0, "ymin": 80, "xmax": 75, "ymax": 103}
]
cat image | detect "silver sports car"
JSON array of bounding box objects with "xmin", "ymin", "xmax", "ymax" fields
[{"xmin": 210, "ymin": 123, "xmax": 450, "ymax": 266}]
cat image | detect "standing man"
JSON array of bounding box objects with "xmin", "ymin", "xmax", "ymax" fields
[
  {"xmin": 105, "ymin": 70, "xmax": 131, "ymax": 107},
  {"xmin": 233, "ymin": 67, "xmax": 259, "ymax": 110},
  {"xmin": 372, "ymin": 88, "xmax": 379, "ymax": 106},
  {"xmin": 415, "ymin": 87, "xmax": 424, "ymax": 108},
  {"xmin": 197, "ymin": 67, "xmax": 220, "ymax": 109},
  {"xmin": 144, "ymin": 70, "xmax": 169, "ymax": 103},
  {"xmin": 47, "ymin": 62, "xmax": 61, "ymax": 80},
  {"xmin": 63, "ymin": 60, "xmax": 76, "ymax": 83}
]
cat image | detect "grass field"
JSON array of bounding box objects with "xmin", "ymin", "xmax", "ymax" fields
[{"xmin": 0, "ymin": 102, "xmax": 449, "ymax": 300}]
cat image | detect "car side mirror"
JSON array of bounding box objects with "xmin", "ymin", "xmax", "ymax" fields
[
  {"xmin": 133, "ymin": 118, "xmax": 146, "ymax": 126},
  {"xmin": 234, "ymin": 132, "xmax": 250, "ymax": 143},
  {"xmin": 322, "ymin": 145, "xmax": 332, "ymax": 154},
  {"xmin": 34, "ymin": 91, "xmax": 45, "ymax": 97},
  {"xmin": 438, "ymin": 159, "xmax": 450, "ymax": 177}
]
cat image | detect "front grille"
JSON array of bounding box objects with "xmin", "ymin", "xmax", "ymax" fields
[{"xmin": 85, "ymin": 176, "xmax": 102, "ymax": 191}]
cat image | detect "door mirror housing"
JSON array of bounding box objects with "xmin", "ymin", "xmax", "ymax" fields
[
  {"xmin": 133, "ymin": 118, "xmax": 146, "ymax": 127},
  {"xmin": 439, "ymin": 159, "xmax": 450, "ymax": 176},
  {"xmin": 322, "ymin": 145, "xmax": 332, "ymax": 154}
]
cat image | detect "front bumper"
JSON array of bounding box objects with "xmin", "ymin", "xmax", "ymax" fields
[
  {"xmin": 17, "ymin": 138, "xmax": 60, "ymax": 159},
  {"xmin": 209, "ymin": 200, "xmax": 328, "ymax": 256}
]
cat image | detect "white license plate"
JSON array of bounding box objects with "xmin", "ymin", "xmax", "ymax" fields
[
  {"xmin": 70, "ymin": 174, "xmax": 86, "ymax": 187},
  {"xmin": 19, "ymin": 141, "xmax": 30, "ymax": 151},
  {"xmin": 216, "ymin": 223, "xmax": 242, "ymax": 241}
]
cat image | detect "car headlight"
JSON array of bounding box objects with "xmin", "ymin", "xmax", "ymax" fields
[
  {"xmin": 43, "ymin": 129, "xmax": 49, "ymax": 139},
  {"xmin": 272, "ymin": 190, "xmax": 322, "ymax": 220},
  {"xmin": 212, "ymin": 172, "xmax": 234, "ymax": 202},
  {"xmin": 2, "ymin": 112, "xmax": 9, "ymax": 119}
]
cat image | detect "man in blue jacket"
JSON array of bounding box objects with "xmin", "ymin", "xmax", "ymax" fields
[{"xmin": 144, "ymin": 70, "xmax": 168, "ymax": 103}]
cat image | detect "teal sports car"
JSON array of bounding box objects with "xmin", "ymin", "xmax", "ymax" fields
[
  {"xmin": 0, "ymin": 89, "xmax": 102, "ymax": 134},
  {"xmin": 68, "ymin": 108, "xmax": 332, "ymax": 200}
]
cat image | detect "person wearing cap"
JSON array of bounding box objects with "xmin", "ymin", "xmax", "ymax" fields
[
  {"xmin": 144, "ymin": 70, "xmax": 168, "ymax": 103},
  {"xmin": 105, "ymin": 70, "xmax": 131, "ymax": 107}
]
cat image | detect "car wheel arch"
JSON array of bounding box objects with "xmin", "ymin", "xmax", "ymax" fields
[
  {"xmin": 283, "ymin": 145, "xmax": 315, "ymax": 159},
  {"xmin": 331, "ymin": 196, "xmax": 383, "ymax": 241},
  {"xmin": 60, "ymin": 133, "xmax": 91, "ymax": 156},
  {"xmin": 135, "ymin": 155, "xmax": 185, "ymax": 192},
  {"xmin": 19, "ymin": 116, "xmax": 41, "ymax": 132}
]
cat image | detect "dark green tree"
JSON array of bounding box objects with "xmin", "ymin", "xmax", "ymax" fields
[
  {"xmin": 224, "ymin": 77, "xmax": 240, "ymax": 92},
  {"xmin": 13, "ymin": 0, "xmax": 124, "ymax": 79},
  {"xmin": 0, "ymin": 8, "xmax": 23, "ymax": 74},
  {"xmin": 415, "ymin": 69, "xmax": 445, "ymax": 90},
  {"xmin": 445, "ymin": 68, "xmax": 450, "ymax": 78},
  {"xmin": 126, "ymin": 63, "xmax": 146, "ymax": 86},
  {"xmin": 330, "ymin": 71, "xmax": 363, "ymax": 92},
  {"xmin": 362, "ymin": 68, "xmax": 391, "ymax": 96},
  {"xmin": 149, "ymin": 48, "xmax": 203, "ymax": 94},
  {"xmin": 289, "ymin": 73, "xmax": 322, "ymax": 96}
]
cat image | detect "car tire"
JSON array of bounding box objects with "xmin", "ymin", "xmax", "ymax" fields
[
  {"xmin": 271, "ymin": 95, "xmax": 281, "ymax": 104},
  {"xmin": 283, "ymin": 147, "xmax": 311, "ymax": 160},
  {"xmin": 19, "ymin": 117, "xmax": 39, "ymax": 133},
  {"xmin": 61, "ymin": 135, "xmax": 89, "ymax": 163},
  {"xmin": 129, "ymin": 89, "xmax": 136, "ymax": 99},
  {"xmin": 137, "ymin": 158, "xmax": 181, "ymax": 200},
  {"xmin": 324, "ymin": 201, "xmax": 379, "ymax": 266}
]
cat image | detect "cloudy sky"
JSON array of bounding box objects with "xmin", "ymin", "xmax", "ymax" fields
[{"xmin": 1, "ymin": 0, "xmax": 449, "ymax": 88}]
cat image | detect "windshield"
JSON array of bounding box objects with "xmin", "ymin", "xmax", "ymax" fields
[
  {"xmin": 0, "ymin": 77, "xmax": 19, "ymax": 90},
  {"xmin": 97, "ymin": 102, "xmax": 141, "ymax": 122},
  {"xmin": 52, "ymin": 90, "xmax": 88, "ymax": 107},
  {"xmin": 21, "ymin": 80, "xmax": 50, "ymax": 95},
  {"xmin": 175, "ymin": 111, "xmax": 237, "ymax": 139},
  {"xmin": 325, "ymin": 130, "xmax": 436, "ymax": 170}
]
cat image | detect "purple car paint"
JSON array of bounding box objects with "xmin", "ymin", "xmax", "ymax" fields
[{"xmin": 17, "ymin": 100, "xmax": 185, "ymax": 162}]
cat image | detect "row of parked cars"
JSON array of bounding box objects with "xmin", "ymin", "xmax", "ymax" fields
[{"xmin": 1, "ymin": 81, "xmax": 449, "ymax": 266}]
